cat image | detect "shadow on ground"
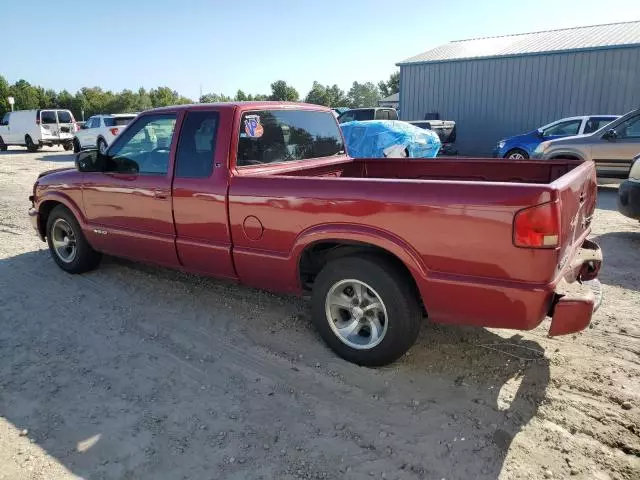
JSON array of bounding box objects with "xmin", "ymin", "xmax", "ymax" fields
[
  {"xmin": 0, "ymin": 250, "xmax": 550, "ymax": 480},
  {"xmin": 592, "ymin": 230, "xmax": 640, "ymax": 291},
  {"xmin": 596, "ymin": 185, "xmax": 619, "ymax": 212}
]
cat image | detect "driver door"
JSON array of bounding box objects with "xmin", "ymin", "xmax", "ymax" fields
[{"xmin": 82, "ymin": 112, "xmax": 181, "ymax": 267}]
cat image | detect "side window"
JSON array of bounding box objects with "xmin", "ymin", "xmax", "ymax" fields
[
  {"xmin": 543, "ymin": 120, "xmax": 581, "ymax": 137},
  {"xmin": 388, "ymin": 109, "xmax": 398, "ymax": 120},
  {"xmin": 57, "ymin": 111, "xmax": 73, "ymax": 123},
  {"xmin": 616, "ymin": 116, "xmax": 640, "ymax": 139},
  {"xmin": 106, "ymin": 114, "xmax": 177, "ymax": 174},
  {"xmin": 41, "ymin": 111, "xmax": 57, "ymax": 124},
  {"xmin": 584, "ymin": 117, "xmax": 616, "ymax": 134},
  {"xmin": 375, "ymin": 109, "xmax": 386, "ymax": 120},
  {"xmin": 237, "ymin": 109, "xmax": 344, "ymax": 167},
  {"xmin": 175, "ymin": 111, "xmax": 219, "ymax": 178},
  {"xmin": 0, "ymin": 113, "xmax": 9, "ymax": 126},
  {"xmin": 339, "ymin": 112, "xmax": 355, "ymax": 123}
]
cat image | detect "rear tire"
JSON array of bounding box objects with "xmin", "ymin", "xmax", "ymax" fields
[
  {"xmin": 25, "ymin": 135, "xmax": 39, "ymax": 153},
  {"xmin": 72, "ymin": 138, "xmax": 81, "ymax": 153},
  {"xmin": 504, "ymin": 148, "xmax": 528, "ymax": 160},
  {"xmin": 0, "ymin": 136, "xmax": 7, "ymax": 151},
  {"xmin": 311, "ymin": 254, "xmax": 422, "ymax": 366},
  {"xmin": 46, "ymin": 205, "xmax": 102, "ymax": 274}
]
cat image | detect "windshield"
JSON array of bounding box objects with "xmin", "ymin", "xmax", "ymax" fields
[{"xmin": 104, "ymin": 116, "xmax": 136, "ymax": 127}]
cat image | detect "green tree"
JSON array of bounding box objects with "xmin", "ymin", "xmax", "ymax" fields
[
  {"xmin": 235, "ymin": 89, "xmax": 248, "ymax": 101},
  {"xmin": 304, "ymin": 81, "xmax": 329, "ymax": 106},
  {"xmin": 269, "ymin": 80, "xmax": 299, "ymax": 102},
  {"xmin": 9, "ymin": 80, "xmax": 41, "ymax": 110},
  {"xmin": 327, "ymin": 84, "xmax": 347, "ymax": 107},
  {"xmin": 199, "ymin": 92, "xmax": 231, "ymax": 103},
  {"xmin": 0, "ymin": 75, "xmax": 10, "ymax": 116},
  {"xmin": 346, "ymin": 81, "xmax": 380, "ymax": 108},
  {"xmin": 378, "ymin": 71, "xmax": 400, "ymax": 98},
  {"xmin": 137, "ymin": 87, "xmax": 152, "ymax": 111}
]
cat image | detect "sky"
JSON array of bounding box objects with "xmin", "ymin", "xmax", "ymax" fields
[{"xmin": 2, "ymin": 0, "xmax": 639, "ymax": 100}]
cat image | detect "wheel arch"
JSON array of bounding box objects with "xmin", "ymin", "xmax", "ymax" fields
[
  {"xmin": 37, "ymin": 194, "xmax": 86, "ymax": 239},
  {"xmin": 293, "ymin": 225, "xmax": 427, "ymax": 311}
]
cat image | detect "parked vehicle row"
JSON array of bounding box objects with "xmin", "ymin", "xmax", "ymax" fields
[
  {"xmin": 494, "ymin": 115, "xmax": 619, "ymax": 160},
  {"xmin": 29, "ymin": 102, "xmax": 602, "ymax": 366},
  {"xmin": 0, "ymin": 109, "xmax": 78, "ymax": 152},
  {"xmin": 532, "ymin": 108, "xmax": 640, "ymax": 178}
]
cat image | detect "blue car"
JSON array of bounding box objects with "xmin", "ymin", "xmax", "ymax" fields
[{"xmin": 494, "ymin": 115, "xmax": 619, "ymax": 159}]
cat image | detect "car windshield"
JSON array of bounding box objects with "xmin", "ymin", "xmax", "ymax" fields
[{"xmin": 104, "ymin": 116, "xmax": 136, "ymax": 127}]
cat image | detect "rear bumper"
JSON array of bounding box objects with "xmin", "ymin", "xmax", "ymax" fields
[
  {"xmin": 418, "ymin": 238, "xmax": 603, "ymax": 336},
  {"xmin": 617, "ymin": 179, "xmax": 640, "ymax": 220},
  {"xmin": 548, "ymin": 278, "xmax": 602, "ymax": 336}
]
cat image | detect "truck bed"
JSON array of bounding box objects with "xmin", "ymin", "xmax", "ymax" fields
[{"xmin": 272, "ymin": 157, "xmax": 581, "ymax": 185}]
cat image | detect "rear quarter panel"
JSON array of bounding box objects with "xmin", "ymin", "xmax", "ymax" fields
[{"xmin": 228, "ymin": 175, "xmax": 560, "ymax": 285}]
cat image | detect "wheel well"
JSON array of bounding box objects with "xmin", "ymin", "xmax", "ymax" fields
[
  {"xmin": 37, "ymin": 200, "xmax": 64, "ymax": 238},
  {"xmin": 298, "ymin": 241, "xmax": 424, "ymax": 312},
  {"xmin": 551, "ymin": 154, "xmax": 581, "ymax": 161}
]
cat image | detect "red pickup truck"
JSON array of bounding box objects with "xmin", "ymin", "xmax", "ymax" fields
[{"xmin": 29, "ymin": 102, "xmax": 603, "ymax": 366}]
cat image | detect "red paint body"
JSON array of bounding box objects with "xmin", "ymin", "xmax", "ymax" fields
[{"xmin": 31, "ymin": 102, "xmax": 602, "ymax": 334}]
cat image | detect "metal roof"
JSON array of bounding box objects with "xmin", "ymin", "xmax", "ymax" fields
[{"xmin": 398, "ymin": 21, "xmax": 640, "ymax": 65}]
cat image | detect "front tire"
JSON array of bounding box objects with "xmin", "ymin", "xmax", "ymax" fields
[
  {"xmin": 0, "ymin": 136, "xmax": 7, "ymax": 151},
  {"xmin": 63, "ymin": 142, "xmax": 73, "ymax": 151},
  {"xmin": 46, "ymin": 205, "xmax": 101, "ymax": 274},
  {"xmin": 504, "ymin": 148, "xmax": 528, "ymax": 160},
  {"xmin": 73, "ymin": 138, "xmax": 81, "ymax": 153},
  {"xmin": 311, "ymin": 255, "xmax": 422, "ymax": 366},
  {"xmin": 97, "ymin": 138, "xmax": 107, "ymax": 154},
  {"xmin": 25, "ymin": 135, "xmax": 39, "ymax": 153}
]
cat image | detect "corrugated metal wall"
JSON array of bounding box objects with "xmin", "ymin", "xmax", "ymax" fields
[{"xmin": 399, "ymin": 47, "xmax": 640, "ymax": 155}]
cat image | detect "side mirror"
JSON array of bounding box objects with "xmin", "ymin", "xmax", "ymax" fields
[
  {"xmin": 603, "ymin": 129, "xmax": 617, "ymax": 141},
  {"xmin": 75, "ymin": 149, "xmax": 104, "ymax": 172},
  {"xmin": 536, "ymin": 128, "xmax": 544, "ymax": 138}
]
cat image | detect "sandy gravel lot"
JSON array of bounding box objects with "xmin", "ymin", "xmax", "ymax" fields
[{"xmin": 0, "ymin": 148, "xmax": 638, "ymax": 480}]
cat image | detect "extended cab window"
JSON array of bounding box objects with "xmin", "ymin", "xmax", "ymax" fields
[
  {"xmin": 175, "ymin": 111, "xmax": 219, "ymax": 178},
  {"xmin": 105, "ymin": 114, "xmax": 177, "ymax": 174},
  {"xmin": 237, "ymin": 110, "xmax": 344, "ymax": 167},
  {"xmin": 0, "ymin": 113, "xmax": 9, "ymax": 126}
]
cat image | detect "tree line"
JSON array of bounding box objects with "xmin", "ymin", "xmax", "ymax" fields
[{"xmin": 0, "ymin": 72, "xmax": 399, "ymax": 120}]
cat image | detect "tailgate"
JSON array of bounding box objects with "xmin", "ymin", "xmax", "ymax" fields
[{"xmin": 554, "ymin": 160, "xmax": 598, "ymax": 262}]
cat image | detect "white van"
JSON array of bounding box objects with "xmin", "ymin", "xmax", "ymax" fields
[{"xmin": 0, "ymin": 109, "xmax": 78, "ymax": 152}]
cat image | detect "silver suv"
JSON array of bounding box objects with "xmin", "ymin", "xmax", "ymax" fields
[{"xmin": 533, "ymin": 108, "xmax": 640, "ymax": 178}]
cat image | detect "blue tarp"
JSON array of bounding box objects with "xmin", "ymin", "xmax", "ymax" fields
[{"xmin": 340, "ymin": 120, "xmax": 441, "ymax": 158}]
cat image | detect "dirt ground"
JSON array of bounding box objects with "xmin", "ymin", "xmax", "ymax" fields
[{"xmin": 0, "ymin": 148, "xmax": 638, "ymax": 480}]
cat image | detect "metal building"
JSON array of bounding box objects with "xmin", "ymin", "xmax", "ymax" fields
[{"xmin": 398, "ymin": 22, "xmax": 640, "ymax": 155}]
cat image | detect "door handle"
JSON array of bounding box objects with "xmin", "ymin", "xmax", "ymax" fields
[{"xmin": 153, "ymin": 190, "xmax": 168, "ymax": 199}]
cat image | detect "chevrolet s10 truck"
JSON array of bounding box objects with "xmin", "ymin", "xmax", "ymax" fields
[{"xmin": 29, "ymin": 102, "xmax": 603, "ymax": 366}]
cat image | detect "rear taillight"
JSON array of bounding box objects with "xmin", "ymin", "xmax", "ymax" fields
[
  {"xmin": 74, "ymin": 122, "xmax": 80, "ymax": 132},
  {"xmin": 109, "ymin": 128, "xmax": 119, "ymax": 136},
  {"xmin": 36, "ymin": 118, "xmax": 40, "ymax": 125},
  {"xmin": 513, "ymin": 201, "xmax": 560, "ymax": 248}
]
